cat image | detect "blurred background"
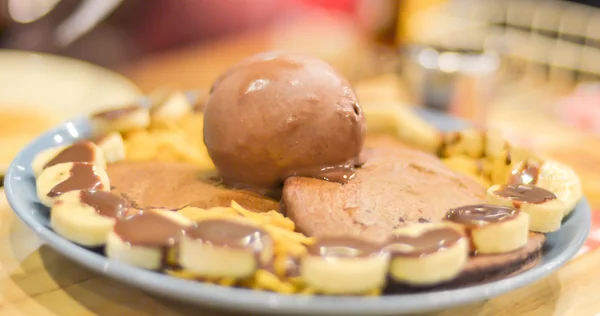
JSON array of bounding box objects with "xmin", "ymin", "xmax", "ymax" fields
[{"xmin": 1, "ymin": 0, "xmax": 600, "ymax": 204}]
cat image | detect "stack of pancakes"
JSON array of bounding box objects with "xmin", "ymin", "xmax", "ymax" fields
[{"xmin": 108, "ymin": 133, "xmax": 545, "ymax": 290}]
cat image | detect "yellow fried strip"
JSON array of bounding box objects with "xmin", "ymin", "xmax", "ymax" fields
[
  {"xmin": 178, "ymin": 206, "xmax": 240, "ymax": 221},
  {"xmin": 173, "ymin": 201, "xmax": 317, "ymax": 294},
  {"xmin": 230, "ymin": 201, "xmax": 295, "ymax": 230},
  {"xmin": 121, "ymin": 112, "xmax": 214, "ymax": 168},
  {"xmin": 251, "ymin": 270, "xmax": 296, "ymax": 294},
  {"xmin": 273, "ymin": 253, "xmax": 294, "ymax": 278}
]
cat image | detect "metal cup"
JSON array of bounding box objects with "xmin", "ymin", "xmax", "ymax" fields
[{"xmin": 403, "ymin": 45, "xmax": 500, "ymax": 128}]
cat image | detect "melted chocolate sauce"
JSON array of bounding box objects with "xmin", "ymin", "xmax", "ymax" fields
[
  {"xmin": 354, "ymin": 150, "xmax": 370, "ymax": 168},
  {"xmin": 185, "ymin": 219, "xmax": 271, "ymax": 252},
  {"xmin": 44, "ymin": 141, "xmax": 96, "ymax": 169},
  {"xmin": 311, "ymin": 164, "xmax": 356, "ymax": 183},
  {"xmin": 284, "ymin": 159, "xmax": 360, "ymax": 184},
  {"xmin": 308, "ymin": 236, "xmax": 383, "ymax": 258},
  {"xmin": 284, "ymin": 256, "xmax": 301, "ymax": 277},
  {"xmin": 161, "ymin": 248, "xmax": 181, "ymax": 270},
  {"xmin": 80, "ymin": 190, "xmax": 127, "ymax": 218},
  {"xmin": 186, "ymin": 219, "xmax": 273, "ymax": 267},
  {"xmin": 495, "ymin": 184, "xmax": 557, "ymax": 204},
  {"xmin": 386, "ymin": 227, "xmax": 463, "ymax": 257},
  {"xmin": 47, "ymin": 163, "xmax": 104, "ymax": 198},
  {"xmin": 446, "ymin": 204, "xmax": 519, "ymax": 226},
  {"xmin": 509, "ymin": 161, "xmax": 540, "ymax": 185},
  {"xmin": 92, "ymin": 106, "xmax": 140, "ymax": 120},
  {"xmin": 113, "ymin": 211, "xmax": 186, "ymax": 247}
]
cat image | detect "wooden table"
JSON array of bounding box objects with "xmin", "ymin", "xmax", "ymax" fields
[{"xmin": 3, "ymin": 29, "xmax": 600, "ymax": 315}]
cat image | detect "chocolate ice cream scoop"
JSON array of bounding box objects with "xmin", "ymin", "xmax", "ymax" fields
[{"xmin": 203, "ymin": 52, "xmax": 366, "ymax": 193}]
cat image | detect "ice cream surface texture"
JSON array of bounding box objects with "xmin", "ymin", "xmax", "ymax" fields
[{"xmin": 203, "ymin": 52, "xmax": 366, "ymax": 193}]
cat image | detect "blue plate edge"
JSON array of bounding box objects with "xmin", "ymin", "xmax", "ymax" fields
[{"xmin": 3, "ymin": 113, "xmax": 592, "ymax": 315}]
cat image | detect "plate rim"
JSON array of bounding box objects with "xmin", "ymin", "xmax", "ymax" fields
[
  {"xmin": 3, "ymin": 115, "xmax": 592, "ymax": 315},
  {"xmin": 0, "ymin": 49, "xmax": 141, "ymax": 92},
  {"xmin": 0, "ymin": 50, "xmax": 142, "ymax": 175}
]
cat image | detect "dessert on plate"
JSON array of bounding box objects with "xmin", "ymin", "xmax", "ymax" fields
[{"xmin": 32, "ymin": 52, "xmax": 583, "ymax": 295}]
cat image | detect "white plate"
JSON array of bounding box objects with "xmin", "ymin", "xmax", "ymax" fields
[{"xmin": 0, "ymin": 50, "xmax": 142, "ymax": 174}]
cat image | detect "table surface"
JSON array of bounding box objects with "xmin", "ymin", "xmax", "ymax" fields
[{"xmin": 3, "ymin": 30, "xmax": 600, "ymax": 316}]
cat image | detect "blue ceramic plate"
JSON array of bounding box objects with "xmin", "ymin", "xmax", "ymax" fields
[{"xmin": 4, "ymin": 111, "xmax": 591, "ymax": 315}]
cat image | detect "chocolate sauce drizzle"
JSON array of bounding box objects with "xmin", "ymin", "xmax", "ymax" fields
[
  {"xmin": 495, "ymin": 184, "xmax": 557, "ymax": 205},
  {"xmin": 47, "ymin": 163, "xmax": 104, "ymax": 198},
  {"xmin": 186, "ymin": 219, "xmax": 273, "ymax": 265},
  {"xmin": 308, "ymin": 236, "xmax": 384, "ymax": 258},
  {"xmin": 44, "ymin": 141, "xmax": 96, "ymax": 169},
  {"xmin": 186, "ymin": 220, "xmax": 270, "ymax": 249},
  {"xmin": 446, "ymin": 204, "xmax": 519, "ymax": 226},
  {"xmin": 284, "ymin": 157, "xmax": 364, "ymax": 185},
  {"xmin": 385, "ymin": 227, "xmax": 463, "ymax": 257},
  {"xmin": 113, "ymin": 211, "xmax": 186, "ymax": 247},
  {"xmin": 509, "ymin": 161, "xmax": 540, "ymax": 185},
  {"xmin": 80, "ymin": 190, "xmax": 127, "ymax": 218}
]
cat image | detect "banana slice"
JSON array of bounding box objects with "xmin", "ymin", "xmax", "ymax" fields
[
  {"xmin": 508, "ymin": 144, "xmax": 545, "ymax": 165},
  {"xmin": 386, "ymin": 223, "xmax": 468, "ymax": 286},
  {"xmin": 445, "ymin": 204, "xmax": 529, "ymax": 254},
  {"xmin": 31, "ymin": 141, "xmax": 106, "ymax": 177},
  {"xmin": 489, "ymin": 145, "xmax": 545, "ymax": 185},
  {"xmin": 105, "ymin": 209, "xmax": 191, "ymax": 270},
  {"xmin": 300, "ymin": 236, "xmax": 389, "ymax": 295},
  {"xmin": 441, "ymin": 155, "xmax": 489, "ymax": 186},
  {"xmin": 535, "ymin": 160, "xmax": 582, "ymax": 216},
  {"xmin": 438, "ymin": 129, "xmax": 484, "ymax": 159},
  {"xmin": 179, "ymin": 219, "xmax": 273, "ymax": 279},
  {"xmin": 489, "ymin": 148, "xmax": 514, "ymax": 185},
  {"xmin": 508, "ymin": 160, "xmax": 540, "ymax": 185},
  {"xmin": 92, "ymin": 132, "xmax": 126, "ymax": 164},
  {"xmin": 363, "ymin": 104, "xmax": 441, "ymax": 153},
  {"xmin": 51, "ymin": 190, "xmax": 127, "ymax": 247},
  {"xmin": 37, "ymin": 162, "xmax": 110, "ymax": 207},
  {"xmin": 487, "ymin": 184, "xmax": 564, "ymax": 233},
  {"xmin": 149, "ymin": 89, "xmax": 192, "ymax": 123},
  {"xmin": 506, "ymin": 159, "xmax": 581, "ymax": 216},
  {"xmin": 90, "ymin": 105, "xmax": 150, "ymax": 135}
]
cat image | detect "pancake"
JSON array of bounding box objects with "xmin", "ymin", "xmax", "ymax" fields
[
  {"xmin": 459, "ymin": 233, "xmax": 545, "ymax": 284},
  {"xmin": 107, "ymin": 161, "xmax": 278, "ymax": 212},
  {"xmin": 386, "ymin": 232, "xmax": 545, "ymax": 292},
  {"xmin": 282, "ymin": 145, "xmax": 546, "ymax": 289},
  {"xmin": 108, "ymin": 140, "xmax": 545, "ymax": 291},
  {"xmin": 282, "ymin": 147, "xmax": 487, "ymax": 243}
]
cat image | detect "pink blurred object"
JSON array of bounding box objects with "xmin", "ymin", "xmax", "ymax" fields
[
  {"xmin": 7, "ymin": 0, "xmax": 123, "ymax": 47},
  {"xmin": 0, "ymin": 0, "xmax": 364, "ymax": 67},
  {"xmin": 133, "ymin": 0, "xmax": 358, "ymax": 53},
  {"xmin": 300, "ymin": 0, "xmax": 356, "ymax": 12},
  {"xmin": 558, "ymin": 83, "xmax": 600, "ymax": 135}
]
